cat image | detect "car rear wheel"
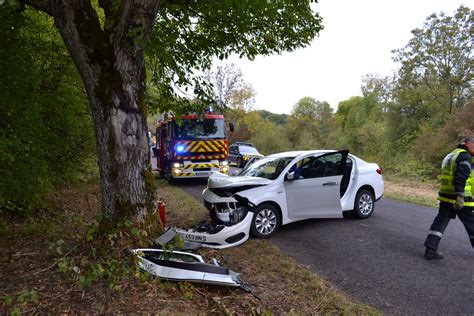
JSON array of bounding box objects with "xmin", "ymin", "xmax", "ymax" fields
[
  {"xmin": 352, "ymin": 189, "xmax": 374, "ymax": 219},
  {"xmin": 250, "ymin": 203, "xmax": 281, "ymax": 238}
]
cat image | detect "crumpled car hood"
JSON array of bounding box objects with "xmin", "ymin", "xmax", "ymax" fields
[{"xmin": 208, "ymin": 172, "xmax": 271, "ymax": 189}]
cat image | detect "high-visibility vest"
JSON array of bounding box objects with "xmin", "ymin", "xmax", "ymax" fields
[{"xmin": 437, "ymin": 148, "xmax": 474, "ymax": 207}]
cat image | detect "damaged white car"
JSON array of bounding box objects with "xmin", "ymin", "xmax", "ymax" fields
[{"xmin": 177, "ymin": 150, "xmax": 384, "ymax": 248}]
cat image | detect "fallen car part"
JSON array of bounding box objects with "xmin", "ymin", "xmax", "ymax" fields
[
  {"xmin": 155, "ymin": 227, "xmax": 176, "ymax": 245},
  {"xmin": 155, "ymin": 227, "xmax": 202, "ymax": 251},
  {"xmin": 132, "ymin": 248, "xmax": 252, "ymax": 291}
]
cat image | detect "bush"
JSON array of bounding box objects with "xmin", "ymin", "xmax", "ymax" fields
[
  {"xmin": 409, "ymin": 103, "xmax": 474, "ymax": 179},
  {"xmin": 0, "ymin": 6, "xmax": 96, "ymax": 213}
]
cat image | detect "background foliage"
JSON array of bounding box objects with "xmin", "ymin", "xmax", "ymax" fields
[
  {"xmin": 146, "ymin": 0, "xmax": 323, "ymax": 116},
  {"xmin": 224, "ymin": 6, "xmax": 473, "ymax": 180},
  {"xmin": 1, "ymin": 5, "xmax": 472, "ymax": 213},
  {"xmin": 0, "ymin": 6, "xmax": 96, "ymax": 213}
]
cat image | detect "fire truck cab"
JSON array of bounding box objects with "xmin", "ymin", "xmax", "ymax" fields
[{"xmin": 155, "ymin": 111, "xmax": 232, "ymax": 180}]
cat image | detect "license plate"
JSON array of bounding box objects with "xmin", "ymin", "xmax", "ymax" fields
[
  {"xmin": 179, "ymin": 233, "xmax": 206, "ymax": 242},
  {"xmin": 194, "ymin": 171, "xmax": 210, "ymax": 176}
]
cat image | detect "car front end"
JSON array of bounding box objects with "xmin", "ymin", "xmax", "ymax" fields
[
  {"xmin": 177, "ymin": 169, "xmax": 280, "ymax": 248},
  {"xmin": 175, "ymin": 206, "xmax": 254, "ymax": 248}
]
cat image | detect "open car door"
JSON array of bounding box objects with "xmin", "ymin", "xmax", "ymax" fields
[{"xmin": 284, "ymin": 150, "xmax": 349, "ymax": 219}]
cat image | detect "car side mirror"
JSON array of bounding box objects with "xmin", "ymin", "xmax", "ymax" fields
[{"xmin": 285, "ymin": 171, "xmax": 295, "ymax": 181}]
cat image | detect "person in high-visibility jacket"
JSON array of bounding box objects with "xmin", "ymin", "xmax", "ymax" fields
[{"xmin": 424, "ymin": 136, "xmax": 474, "ymax": 259}]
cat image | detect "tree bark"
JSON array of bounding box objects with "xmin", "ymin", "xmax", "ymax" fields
[{"xmin": 30, "ymin": 0, "xmax": 162, "ymax": 221}]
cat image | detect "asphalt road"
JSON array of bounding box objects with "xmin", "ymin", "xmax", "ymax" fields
[{"xmin": 177, "ymin": 173, "xmax": 474, "ymax": 315}]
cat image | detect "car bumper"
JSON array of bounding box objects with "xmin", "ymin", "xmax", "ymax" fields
[{"xmin": 175, "ymin": 212, "xmax": 253, "ymax": 249}]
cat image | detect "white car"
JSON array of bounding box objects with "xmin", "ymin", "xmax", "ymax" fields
[{"xmin": 177, "ymin": 150, "xmax": 384, "ymax": 248}]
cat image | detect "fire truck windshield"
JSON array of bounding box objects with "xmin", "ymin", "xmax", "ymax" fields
[{"xmin": 172, "ymin": 118, "xmax": 226, "ymax": 140}]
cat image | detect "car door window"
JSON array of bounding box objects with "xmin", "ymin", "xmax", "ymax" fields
[
  {"xmin": 291, "ymin": 152, "xmax": 345, "ymax": 179},
  {"xmin": 289, "ymin": 157, "xmax": 313, "ymax": 179},
  {"xmin": 309, "ymin": 153, "xmax": 345, "ymax": 178}
]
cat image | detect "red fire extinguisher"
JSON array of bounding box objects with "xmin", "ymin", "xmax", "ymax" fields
[{"xmin": 157, "ymin": 198, "xmax": 166, "ymax": 227}]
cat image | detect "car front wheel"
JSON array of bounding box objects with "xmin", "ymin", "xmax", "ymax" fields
[
  {"xmin": 250, "ymin": 203, "xmax": 281, "ymax": 238},
  {"xmin": 352, "ymin": 189, "xmax": 375, "ymax": 219}
]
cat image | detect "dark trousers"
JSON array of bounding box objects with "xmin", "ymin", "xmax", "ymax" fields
[{"xmin": 424, "ymin": 202, "xmax": 474, "ymax": 250}]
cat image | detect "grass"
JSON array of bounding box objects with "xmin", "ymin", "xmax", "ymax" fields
[
  {"xmin": 383, "ymin": 175, "xmax": 439, "ymax": 208},
  {"xmin": 156, "ymin": 178, "xmax": 210, "ymax": 228},
  {"xmin": 0, "ymin": 177, "xmax": 379, "ymax": 314}
]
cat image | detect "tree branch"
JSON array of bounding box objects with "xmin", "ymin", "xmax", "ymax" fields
[{"xmin": 113, "ymin": 0, "xmax": 162, "ymax": 46}]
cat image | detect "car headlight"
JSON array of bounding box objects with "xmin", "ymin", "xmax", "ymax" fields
[
  {"xmin": 173, "ymin": 162, "xmax": 183, "ymax": 168},
  {"xmin": 220, "ymin": 160, "xmax": 229, "ymax": 166}
]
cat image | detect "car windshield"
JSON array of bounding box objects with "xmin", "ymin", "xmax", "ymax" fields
[
  {"xmin": 239, "ymin": 146, "xmax": 259, "ymax": 154},
  {"xmin": 172, "ymin": 118, "xmax": 226, "ymax": 140},
  {"xmin": 240, "ymin": 156, "xmax": 294, "ymax": 180}
]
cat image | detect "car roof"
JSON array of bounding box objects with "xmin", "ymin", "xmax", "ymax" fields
[
  {"xmin": 266, "ymin": 150, "xmax": 336, "ymax": 159},
  {"xmin": 265, "ymin": 149, "xmax": 373, "ymax": 164}
]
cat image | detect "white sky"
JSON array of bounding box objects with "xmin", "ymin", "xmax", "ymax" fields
[{"xmin": 231, "ymin": 0, "xmax": 469, "ymax": 114}]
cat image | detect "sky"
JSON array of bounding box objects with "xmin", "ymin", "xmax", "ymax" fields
[{"xmin": 229, "ymin": 0, "xmax": 469, "ymax": 114}]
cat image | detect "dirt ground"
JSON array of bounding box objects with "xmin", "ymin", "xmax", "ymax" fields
[
  {"xmin": 0, "ymin": 182, "xmax": 377, "ymax": 314},
  {"xmin": 384, "ymin": 177, "xmax": 439, "ymax": 207}
]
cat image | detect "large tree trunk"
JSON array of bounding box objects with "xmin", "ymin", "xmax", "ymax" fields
[{"xmin": 43, "ymin": 0, "xmax": 161, "ymax": 220}]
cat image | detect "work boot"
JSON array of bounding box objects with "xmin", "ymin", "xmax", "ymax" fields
[{"xmin": 424, "ymin": 248, "xmax": 444, "ymax": 260}]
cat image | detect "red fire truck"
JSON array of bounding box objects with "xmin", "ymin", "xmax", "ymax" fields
[{"xmin": 155, "ymin": 111, "xmax": 233, "ymax": 180}]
